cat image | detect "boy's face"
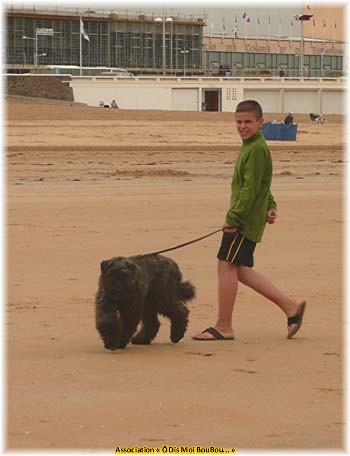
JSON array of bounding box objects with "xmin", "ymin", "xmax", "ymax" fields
[{"xmin": 235, "ymin": 111, "xmax": 263, "ymax": 141}]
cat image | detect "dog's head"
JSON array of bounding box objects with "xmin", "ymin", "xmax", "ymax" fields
[{"xmin": 99, "ymin": 257, "xmax": 138, "ymax": 296}]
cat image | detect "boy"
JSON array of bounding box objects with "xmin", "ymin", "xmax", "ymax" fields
[{"xmin": 193, "ymin": 100, "xmax": 305, "ymax": 341}]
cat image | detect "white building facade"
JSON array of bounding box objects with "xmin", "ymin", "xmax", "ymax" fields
[{"xmin": 69, "ymin": 76, "xmax": 345, "ymax": 114}]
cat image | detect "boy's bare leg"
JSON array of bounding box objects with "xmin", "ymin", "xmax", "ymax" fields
[
  {"xmin": 237, "ymin": 265, "xmax": 302, "ymax": 330},
  {"xmin": 193, "ymin": 260, "xmax": 237, "ymax": 339}
]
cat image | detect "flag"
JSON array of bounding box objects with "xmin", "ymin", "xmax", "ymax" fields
[
  {"xmin": 291, "ymin": 18, "xmax": 294, "ymax": 27},
  {"xmin": 222, "ymin": 18, "xmax": 225, "ymax": 31},
  {"xmin": 257, "ymin": 17, "xmax": 260, "ymax": 25},
  {"xmin": 323, "ymin": 18, "xmax": 326, "ymax": 27},
  {"xmin": 232, "ymin": 16, "xmax": 238, "ymax": 33},
  {"xmin": 313, "ymin": 18, "xmax": 315, "ymax": 27},
  {"xmin": 268, "ymin": 16, "xmax": 271, "ymax": 25},
  {"xmin": 242, "ymin": 12, "xmax": 250, "ymax": 23},
  {"xmin": 334, "ymin": 22, "xmax": 337, "ymax": 28},
  {"xmin": 80, "ymin": 19, "xmax": 90, "ymax": 41}
]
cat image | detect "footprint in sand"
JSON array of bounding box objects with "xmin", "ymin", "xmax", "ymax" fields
[
  {"xmin": 316, "ymin": 387, "xmax": 342, "ymax": 395},
  {"xmin": 323, "ymin": 352, "xmax": 341, "ymax": 357},
  {"xmin": 185, "ymin": 351, "xmax": 214, "ymax": 357},
  {"xmin": 232, "ymin": 368, "xmax": 257, "ymax": 374}
]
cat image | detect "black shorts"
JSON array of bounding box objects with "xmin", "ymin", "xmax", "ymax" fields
[{"xmin": 217, "ymin": 231, "xmax": 256, "ymax": 267}]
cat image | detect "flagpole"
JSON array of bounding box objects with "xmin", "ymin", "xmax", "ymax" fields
[
  {"xmin": 233, "ymin": 16, "xmax": 238, "ymax": 42},
  {"xmin": 322, "ymin": 19, "xmax": 325, "ymax": 50},
  {"xmin": 278, "ymin": 15, "xmax": 281, "ymax": 45},
  {"xmin": 79, "ymin": 15, "xmax": 82, "ymax": 76}
]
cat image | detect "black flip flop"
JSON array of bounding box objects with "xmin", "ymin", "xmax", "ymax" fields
[
  {"xmin": 287, "ymin": 301, "xmax": 306, "ymax": 339},
  {"xmin": 192, "ymin": 326, "xmax": 234, "ymax": 341}
]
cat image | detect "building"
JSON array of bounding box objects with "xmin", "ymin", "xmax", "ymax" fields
[
  {"xmin": 67, "ymin": 75, "xmax": 344, "ymax": 113},
  {"xmin": 5, "ymin": 6, "xmax": 346, "ymax": 114},
  {"xmin": 202, "ymin": 5, "xmax": 345, "ymax": 77},
  {"xmin": 5, "ymin": 6, "xmax": 345, "ymax": 77},
  {"xmin": 6, "ymin": 6, "xmax": 205, "ymax": 74},
  {"xmin": 202, "ymin": 35, "xmax": 344, "ymax": 78}
]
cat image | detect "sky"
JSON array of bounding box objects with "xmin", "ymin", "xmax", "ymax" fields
[
  {"xmin": 5, "ymin": 0, "xmax": 349, "ymax": 39},
  {"xmin": 110, "ymin": 7, "xmax": 304, "ymax": 38},
  {"xmin": 4, "ymin": 1, "xmax": 310, "ymax": 38}
]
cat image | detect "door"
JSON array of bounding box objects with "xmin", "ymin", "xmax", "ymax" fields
[
  {"xmin": 203, "ymin": 89, "xmax": 221, "ymax": 111},
  {"xmin": 171, "ymin": 88, "xmax": 199, "ymax": 111}
]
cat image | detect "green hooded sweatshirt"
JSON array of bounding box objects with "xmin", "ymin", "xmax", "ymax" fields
[{"xmin": 225, "ymin": 131, "xmax": 277, "ymax": 243}]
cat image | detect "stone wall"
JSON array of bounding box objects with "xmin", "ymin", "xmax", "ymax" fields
[{"xmin": 6, "ymin": 75, "xmax": 74, "ymax": 101}]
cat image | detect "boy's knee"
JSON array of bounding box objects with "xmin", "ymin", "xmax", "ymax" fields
[
  {"xmin": 217, "ymin": 259, "xmax": 237, "ymax": 274},
  {"xmin": 237, "ymin": 265, "xmax": 252, "ymax": 284}
]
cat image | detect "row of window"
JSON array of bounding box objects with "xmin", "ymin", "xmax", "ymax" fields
[
  {"xmin": 6, "ymin": 16, "xmax": 203, "ymax": 69},
  {"xmin": 203, "ymin": 52, "xmax": 343, "ymax": 72},
  {"xmin": 6, "ymin": 15, "xmax": 344, "ymax": 74}
]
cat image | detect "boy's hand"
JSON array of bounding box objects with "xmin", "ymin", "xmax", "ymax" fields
[
  {"xmin": 223, "ymin": 223, "xmax": 238, "ymax": 233},
  {"xmin": 266, "ymin": 208, "xmax": 277, "ymax": 224}
]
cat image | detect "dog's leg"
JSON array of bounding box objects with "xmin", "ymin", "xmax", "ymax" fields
[
  {"xmin": 95, "ymin": 300, "xmax": 121, "ymax": 350},
  {"xmin": 118, "ymin": 305, "xmax": 141, "ymax": 349},
  {"xmin": 162, "ymin": 301, "xmax": 190, "ymax": 343},
  {"xmin": 131, "ymin": 308, "xmax": 160, "ymax": 345}
]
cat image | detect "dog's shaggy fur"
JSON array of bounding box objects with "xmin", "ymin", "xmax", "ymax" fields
[{"xmin": 95, "ymin": 254, "xmax": 195, "ymax": 350}]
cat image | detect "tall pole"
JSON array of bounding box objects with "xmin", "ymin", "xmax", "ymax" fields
[
  {"xmin": 79, "ymin": 16, "xmax": 82, "ymax": 76},
  {"xmin": 170, "ymin": 21, "xmax": 173, "ymax": 74},
  {"xmin": 181, "ymin": 50, "xmax": 189, "ymax": 77},
  {"xmin": 35, "ymin": 29, "xmax": 38, "ymax": 66},
  {"xmin": 296, "ymin": 14, "xmax": 313, "ymax": 78},
  {"xmin": 162, "ymin": 20, "xmax": 166, "ymax": 74},
  {"xmin": 300, "ymin": 19, "xmax": 304, "ymax": 78},
  {"xmin": 155, "ymin": 17, "xmax": 172, "ymax": 75}
]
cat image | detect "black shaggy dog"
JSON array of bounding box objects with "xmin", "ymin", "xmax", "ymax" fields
[{"xmin": 95, "ymin": 254, "xmax": 196, "ymax": 350}]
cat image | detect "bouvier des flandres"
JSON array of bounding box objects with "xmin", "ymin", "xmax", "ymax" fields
[{"xmin": 95, "ymin": 254, "xmax": 195, "ymax": 350}]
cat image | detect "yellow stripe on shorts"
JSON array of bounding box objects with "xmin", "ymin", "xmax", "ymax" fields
[
  {"xmin": 231, "ymin": 236, "xmax": 245, "ymax": 263},
  {"xmin": 225, "ymin": 233, "xmax": 238, "ymax": 261}
]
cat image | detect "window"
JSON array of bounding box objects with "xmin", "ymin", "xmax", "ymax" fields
[
  {"xmin": 226, "ymin": 87, "xmax": 237, "ymax": 100},
  {"xmin": 310, "ymin": 55, "xmax": 320, "ymax": 70}
]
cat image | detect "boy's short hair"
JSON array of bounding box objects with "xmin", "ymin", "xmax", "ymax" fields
[{"xmin": 236, "ymin": 100, "xmax": 263, "ymax": 119}]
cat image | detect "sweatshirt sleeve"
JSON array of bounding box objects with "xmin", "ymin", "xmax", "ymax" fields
[
  {"xmin": 225, "ymin": 147, "xmax": 265, "ymax": 226},
  {"xmin": 267, "ymin": 190, "xmax": 277, "ymax": 210}
]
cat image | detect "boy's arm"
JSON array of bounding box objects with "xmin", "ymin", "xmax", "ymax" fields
[{"xmin": 225, "ymin": 148, "xmax": 265, "ymax": 226}]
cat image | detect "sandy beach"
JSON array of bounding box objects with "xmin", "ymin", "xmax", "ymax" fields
[{"xmin": 6, "ymin": 96, "xmax": 344, "ymax": 450}]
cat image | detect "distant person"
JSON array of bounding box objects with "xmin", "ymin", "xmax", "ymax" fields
[
  {"xmin": 279, "ymin": 69, "xmax": 285, "ymax": 77},
  {"xmin": 111, "ymin": 99, "xmax": 119, "ymax": 108},
  {"xmin": 284, "ymin": 112, "xmax": 294, "ymax": 125}
]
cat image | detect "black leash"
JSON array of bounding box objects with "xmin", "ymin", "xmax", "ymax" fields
[{"xmin": 140, "ymin": 228, "xmax": 223, "ymax": 256}]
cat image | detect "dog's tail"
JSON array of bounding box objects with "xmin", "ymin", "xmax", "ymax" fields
[{"xmin": 177, "ymin": 280, "xmax": 196, "ymax": 301}]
